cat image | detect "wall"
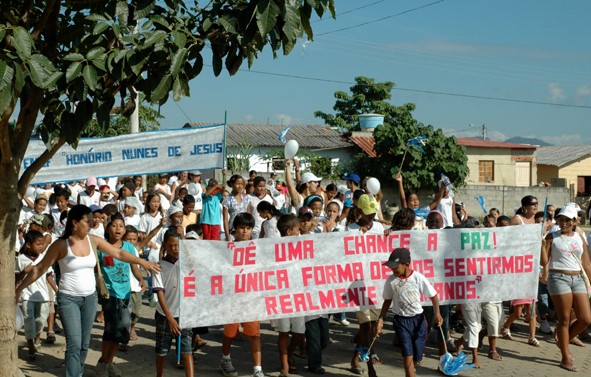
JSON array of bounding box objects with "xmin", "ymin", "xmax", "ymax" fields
[
  {"xmin": 464, "ymin": 147, "xmax": 536, "ymax": 186},
  {"xmin": 556, "ymin": 157, "xmax": 591, "ymax": 194},
  {"xmin": 537, "ymin": 165, "xmax": 559, "ymax": 185}
]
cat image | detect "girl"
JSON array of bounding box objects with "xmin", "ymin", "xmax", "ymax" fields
[
  {"xmin": 223, "ymin": 175, "xmax": 250, "ymax": 241},
  {"xmin": 257, "ymin": 201, "xmax": 282, "ymax": 239},
  {"xmin": 395, "ymin": 171, "xmax": 446, "ymax": 230},
  {"xmin": 16, "ymin": 230, "xmax": 58, "ymax": 361},
  {"xmin": 249, "ymin": 176, "xmax": 274, "ymax": 239},
  {"xmin": 95, "ymin": 213, "xmax": 147, "ymax": 377},
  {"xmin": 541, "ymin": 206, "xmax": 591, "ymax": 372},
  {"xmin": 138, "ymin": 193, "xmax": 163, "ymax": 261},
  {"xmin": 154, "ymin": 173, "xmax": 173, "ymax": 212},
  {"xmin": 172, "ymin": 187, "xmax": 188, "ymax": 208},
  {"xmin": 123, "ymin": 196, "xmax": 142, "ymax": 227},
  {"xmin": 322, "ymin": 201, "xmax": 344, "ymax": 233},
  {"xmin": 50, "ymin": 189, "xmax": 70, "ymax": 238},
  {"xmin": 15, "ymin": 205, "xmax": 160, "ymax": 377},
  {"xmin": 171, "ymin": 171, "xmax": 189, "ymax": 202},
  {"xmin": 116, "ymin": 181, "xmax": 136, "ymax": 213}
]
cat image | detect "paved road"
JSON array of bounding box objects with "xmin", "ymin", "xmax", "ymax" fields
[{"xmin": 17, "ymin": 303, "xmax": 591, "ymax": 377}]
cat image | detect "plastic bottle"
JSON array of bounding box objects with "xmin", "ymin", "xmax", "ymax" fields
[{"xmin": 440, "ymin": 173, "xmax": 454, "ymax": 198}]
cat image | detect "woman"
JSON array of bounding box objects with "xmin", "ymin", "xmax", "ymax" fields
[
  {"xmin": 16, "ymin": 205, "xmax": 160, "ymax": 377},
  {"xmin": 541, "ymin": 206, "xmax": 591, "ymax": 372},
  {"xmin": 222, "ymin": 174, "xmax": 250, "ymax": 241}
]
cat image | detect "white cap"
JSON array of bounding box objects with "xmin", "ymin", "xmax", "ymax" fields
[{"xmin": 301, "ymin": 172, "xmax": 322, "ymax": 184}]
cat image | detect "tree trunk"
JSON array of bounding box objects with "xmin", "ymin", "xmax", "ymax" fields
[{"xmin": 0, "ymin": 161, "xmax": 23, "ymax": 377}]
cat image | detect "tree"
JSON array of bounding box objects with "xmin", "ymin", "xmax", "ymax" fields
[
  {"xmin": 315, "ymin": 76, "xmax": 468, "ymax": 191},
  {"xmin": 82, "ymin": 101, "xmax": 162, "ymax": 137},
  {"xmin": 263, "ymin": 149, "xmax": 343, "ymax": 180},
  {"xmin": 0, "ymin": 1, "xmax": 335, "ymax": 374}
]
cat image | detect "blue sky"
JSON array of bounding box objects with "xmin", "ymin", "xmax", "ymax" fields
[{"xmin": 160, "ymin": 0, "xmax": 591, "ymax": 145}]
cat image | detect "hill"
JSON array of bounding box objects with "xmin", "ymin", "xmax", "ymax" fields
[{"xmin": 504, "ymin": 136, "xmax": 552, "ymax": 146}]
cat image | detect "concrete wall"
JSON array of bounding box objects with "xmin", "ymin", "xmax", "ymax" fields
[{"xmin": 556, "ymin": 157, "xmax": 591, "ymax": 194}]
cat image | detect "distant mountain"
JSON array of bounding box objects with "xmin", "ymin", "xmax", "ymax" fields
[{"xmin": 505, "ymin": 136, "xmax": 552, "ymax": 146}]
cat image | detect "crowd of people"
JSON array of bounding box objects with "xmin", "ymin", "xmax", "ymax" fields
[{"xmin": 13, "ymin": 163, "xmax": 591, "ymax": 377}]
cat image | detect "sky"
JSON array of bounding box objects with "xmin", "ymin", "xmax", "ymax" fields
[{"xmin": 159, "ymin": 0, "xmax": 591, "ymax": 146}]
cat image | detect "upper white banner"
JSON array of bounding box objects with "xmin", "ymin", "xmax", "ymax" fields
[
  {"xmin": 21, "ymin": 125, "xmax": 225, "ymax": 185},
  {"xmin": 179, "ymin": 225, "xmax": 542, "ymax": 328}
]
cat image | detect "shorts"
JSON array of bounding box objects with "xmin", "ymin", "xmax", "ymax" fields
[
  {"xmin": 392, "ymin": 313, "xmax": 427, "ymax": 361},
  {"xmin": 155, "ymin": 312, "xmax": 192, "ymax": 356},
  {"xmin": 356, "ymin": 309, "xmax": 381, "ymax": 325},
  {"xmin": 202, "ymin": 224, "xmax": 221, "ymax": 240},
  {"xmin": 273, "ymin": 317, "xmax": 306, "ymax": 334},
  {"xmin": 48, "ymin": 289, "xmax": 55, "ymax": 314},
  {"xmin": 129, "ymin": 292, "xmax": 143, "ymax": 325},
  {"xmin": 462, "ymin": 302, "xmax": 482, "ymax": 349},
  {"xmin": 102, "ymin": 297, "xmax": 131, "ymax": 343},
  {"xmin": 223, "ymin": 321, "xmax": 260, "ymax": 338},
  {"xmin": 548, "ymin": 272, "xmax": 588, "ymax": 296},
  {"xmin": 481, "ymin": 302, "xmax": 503, "ymax": 337}
]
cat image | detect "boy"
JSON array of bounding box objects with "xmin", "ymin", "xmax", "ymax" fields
[
  {"xmin": 274, "ymin": 215, "xmax": 307, "ymax": 376},
  {"xmin": 377, "ymin": 248, "xmax": 442, "ymax": 377},
  {"xmin": 153, "ymin": 228, "xmax": 194, "ymax": 377},
  {"xmin": 220, "ymin": 213, "xmax": 264, "ymax": 377},
  {"xmin": 298, "ymin": 207, "xmax": 315, "ymax": 235},
  {"xmin": 200, "ymin": 179, "xmax": 224, "ymax": 240}
]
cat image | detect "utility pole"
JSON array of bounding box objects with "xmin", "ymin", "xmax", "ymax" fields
[{"xmin": 482, "ymin": 124, "xmax": 486, "ymax": 140}]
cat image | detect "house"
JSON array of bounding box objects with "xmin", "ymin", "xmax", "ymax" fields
[
  {"xmin": 455, "ymin": 138, "xmax": 538, "ymax": 187},
  {"xmin": 536, "ymin": 145, "xmax": 591, "ymax": 195},
  {"xmin": 183, "ymin": 123, "xmax": 355, "ymax": 173}
]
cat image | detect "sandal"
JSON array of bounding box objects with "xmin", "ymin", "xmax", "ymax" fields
[
  {"xmin": 560, "ymin": 362, "xmax": 578, "ymax": 372},
  {"xmin": 570, "ymin": 337, "xmax": 586, "ymax": 347},
  {"xmin": 528, "ymin": 338, "xmax": 542, "ymax": 347},
  {"xmin": 488, "ymin": 350, "xmax": 503, "ymax": 361},
  {"xmin": 46, "ymin": 332, "xmax": 56, "ymax": 344},
  {"xmin": 500, "ymin": 328, "xmax": 512, "ymax": 340}
]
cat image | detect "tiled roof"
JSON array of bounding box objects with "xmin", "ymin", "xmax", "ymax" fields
[
  {"xmin": 348, "ymin": 134, "xmax": 376, "ymax": 157},
  {"xmin": 184, "ymin": 123, "xmax": 352, "ymax": 150},
  {"xmin": 536, "ymin": 145, "xmax": 591, "ymax": 167},
  {"xmin": 455, "ymin": 137, "xmax": 538, "ymax": 150}
]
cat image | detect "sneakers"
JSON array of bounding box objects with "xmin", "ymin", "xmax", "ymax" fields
[
  {"xmin": 95, "ymin": 360, "xmax": 109, "ymax": 377},
  {"xmin": 252, "ymin": 370, "xmax": 265, "ymax": 377},
  {"xmin": 107, "ymin": 363, "xmax": 122, "ymax": 377},
  {"xmin": 334, "ymin": 318, "xmax": 350, "ymax": 326},
  {"xmin": 539, "ymin": 319, "xmax": 553, "ymax": 334},
  {"xmin": 220, "ymin": 357, "xmax": 238, "ymax": 377}
]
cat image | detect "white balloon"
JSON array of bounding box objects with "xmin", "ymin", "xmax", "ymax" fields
[
  {"xmin": 366, "ymin": 177, "xmax": 381, "ymax": 195},
  {"xmin": 284, "ymin": 139, "xmax": 299, "ymax": 159}
]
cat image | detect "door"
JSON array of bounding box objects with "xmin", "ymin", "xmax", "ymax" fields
[{"xmin": 515, "ymin": 161, "xmax": 531, "ymax": 187}]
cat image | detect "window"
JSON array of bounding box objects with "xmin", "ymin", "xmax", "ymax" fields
[{"xmin": 479, "ymin": 160, "xmax": 494, "ymax": 183}]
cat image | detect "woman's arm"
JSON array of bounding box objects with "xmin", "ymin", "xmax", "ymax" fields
[
  {"xmin": 223, "ymin": 206, "xmax": 231, "ymax": 240},
  {"xmin": 395, "ymin": 172, "xmax": 407, "ymax": 209},
  {"xmin": 284, "ymin": 159, "xmax": 302, "ymax": 207},
  {"xmin": 93, "ymin": 236, "xmax": 160, "ymax": 273},
  {"xmin": 16, "ymin": 241, "xmax": 65, "ymax": 298},
  {"xmin": 428, "ymin": 184, "xmax": 445, "ymax": 210},
  {"xmin": 540, "ymin": 234, "xmax": 552, "ymax": 266},
  {"xmin": 136, "ymin": 219, "xmax": 164, "ymax": 250},
  {"xmin": 579, "ymin": 235, "xmax": 591, "ymax": 279}
]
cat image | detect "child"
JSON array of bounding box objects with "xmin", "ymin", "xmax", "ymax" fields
[
  {"xmin": 200, "ymin": 179, "xmax": 224, "ymax": 240},
  {"xmin": 123, "ymin": 196, "xmax": 142, "ymax": 227},
  {"xmin": 298, "ymin": 207, "xmax": 316, "ymax": 235},
  {"xmin": 222, "ymin": 174, "xmax": 250, "ymax": 241},
  {"xmin": 152, "ymin": 228, "xmax": 194, "ymax": 377},
  {"xmin": 16, "ymin": 230, "xmax": 58, "ymax": 360},
  {"xmin": 154, "ymin": 173, "xmax": 173, "ymax": 212},
  {"xmin": 395, "ymin": 172, "xmax": 445, "ymax": 229},
  {"xmin": 377, "ymin": 248, "xmax": 442, "ymax": 377},
  {"xmin": 117, "ymin": 180, "xmax": 136, "ymax": 212},
  {"xmin": 220, "ymin": 213, "xmax": 265, "ymax": 377},
  {"xmin": 98, "ymin": 184, "xmax": 117, "ymax": 207},
  {"xmin": 180, "ymin": 195, "xmax": 197, "ymax": 229},
  {"xmin": 77, "ymin": 177, "xmax": 100, "ymax": 206},
  {"xmin": 483, "ymin": 214, "xmax": 496, "ymax": 228},
  {"xmin": 249, "ymin": 176, "xmax": 274, "ymax": 239},
  {"xmin": 496, "ymin": 215, "xmax": 511, "ymax": 227},
  {"xmin": 257, "ymin": 201, "xmax": 282, "ymax": 239},
  {"xmin": 321, "ymin": 201, "xmax": 344, "ymax": 233},
  {"xmin": 89, "ymin": 205, "xmax": 106, "ymax": 238}
]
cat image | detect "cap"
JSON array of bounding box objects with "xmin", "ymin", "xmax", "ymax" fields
[
  {"xmin": 159, "ymin": 173, "xmax": 169, "ymax": 177},
  {"xmin": 298, "ymin": 207, "xmax": 314, "ymax": 218},
  {"xmin": 124, "ymin": 196, "xmax": 141, "ymax": 210},
  {"xmin": 167, "ymin": 205, "xmax": 183, "ymax": 218},
  {"xmin": 383, "ymin": 247, "xmax": 411, "ymax": 269},
  {"xmin": 29, "ymin": 214, "xmax": 46, "ymax": 226},
  {"xmin": 185, "ymin": 231, "xmax": 200, "ymax": 240},
  {"xmin": 35, "ymin": 193, "xmax": 48, "ymax": 201},
  {"xmin": 301, "ymin": 172, "xmax": 322, "ymax": 184},
  {"xmin": 557, "ymin": 206, "xmax": 577, "ymax": 220},
  {"xmin": 189, "ymin": 170, "xmax": 202, "ymax": 176},
  {"xmin": 344, "ymin": 173, "xmax": 361, "ymax": 184},
  {"xmin": 168, "ymin": 176, "xmax": 178, "ymax": 186},
  {"xmin": 89, "ymin": 204, "xmax": 102, "ymax": 213},
  {"xmin": 337, "ymin": 185, "xmax": 348, "ymax": 195},
  {"xmin": 99, "ymin": 185, "xmax": 110, "ymax": 192},
  {"xmin": 97, "ymin": 178, "xmax": 107, "ymax": 187},
  {"xmin": 357, "ymin": 194, "xmax": 378, "ymax": 215},
  {"xmin": 564, "ymin": 202, "xmax": 581, "ymax": 211},
  {"xmin": 86, "ymin": 176, "xmax": 97, "ymax": 187}
]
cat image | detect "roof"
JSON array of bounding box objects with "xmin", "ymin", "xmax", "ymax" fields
[
  {"xmin": 455, "ymin": 138, "xmax": 538, "ymax": 150},
  {"xmin": 184, "ymin": 123, "xmax": 352, "ymax": 150},
  {"xmin": 348, "ymin": 134, "xmax": 376, "ymax": 157},
  {"xmin": 535, "ymin": 145, "xmax": 591, "ymax": 167}
]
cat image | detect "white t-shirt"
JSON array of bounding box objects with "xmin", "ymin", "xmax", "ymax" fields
[
  {"xmin": 187, "ymin": 182, "xmax": 204, "ymax": 211},
  {"xmin": 89, "ymin": 223, "xmax": 105, "ymax": 238},
  {"xmin": 154, "ymin": 183, "xmax": 172, "ymax": 212},
  {"xmin": 78, "ymin": 190, "xmax": 100, "ymax": 207},
  {"xmin": 124, "ymin": 214, "xmax": 141, "ymax": 228},
  {"xmin": 436, "ymin": 197, "xmax": 454, "ymax": 228},
  {"xmin": 249, "ymin": 194, "xmax": 273, "ymax": 239},
  {"xmin": 129, "ymin": 245, "xmax": 142, "ymax": 293},
  {"xmin": 382, "ymin": 270, "xmax": 437, "ymax": 317},
  {"xmin": 262, "ymin": 217, "xmax": 281, "ymax": 239},
  {"xmin": 138, "ymin": 212, "xmax": 163, "ymax": 259},
  {"xmin": 16, "ymin": 253, "xmax": 53, "ymax": 302},
  {"xmin": 346, "ymin": 221, "xmax": 385, "ymax": 235},
  {"xmin": 153, "ymin": 256, "xmax": 180, "ymax": 317}
]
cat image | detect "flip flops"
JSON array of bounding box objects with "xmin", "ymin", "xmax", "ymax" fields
[{"xmin": 560, "ymin": 362, "xmax": 578, "ymax": 372}]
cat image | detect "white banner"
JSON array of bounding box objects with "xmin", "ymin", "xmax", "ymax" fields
[
  {"xmin": 179, "ymin": 224, "xmax": 542, "ymax": 328},
  {"xmin": 22, "ymin": 125, "xmax": 225, "ymax": 184}
]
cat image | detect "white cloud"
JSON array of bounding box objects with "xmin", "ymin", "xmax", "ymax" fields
[
  {"xmin": 244, "ymin": 114, "xmax": 254, "ymax": 122},
  {"xmin": 274, "ymin": 113, "xmax": 293, "ymax": 125},
  {"xmin": 539, "ymin": 134, "xmax": 587, "ymax": 146},
  {"xmin": 575, "ymin": 84, "xmax": 591, "ymax": 105},
  {"xmin": 547, "ymin": 83, "xmax": 566, "ymax": 103}
]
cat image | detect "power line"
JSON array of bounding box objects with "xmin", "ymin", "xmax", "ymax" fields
[
  {"xmin": 229, "ymin": 67, "xmax": 591, "ymax": 109},
  {"xmin": 316, "ymin": 0, "xmax": 445, "ymax": 36},
  {"xmin": 313, "ymin": 0, "xmax": 386, "ymax": 22}
]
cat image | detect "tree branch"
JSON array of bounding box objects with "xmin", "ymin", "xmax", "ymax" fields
[
  {"xmin": 13, "ymin": 86, "xmax": 44, "ymax": 160},
  {"xmin": 31, "ymin": 0, "xmax": 57, "ymax": 41},
  {"xmin": 0, "ymin": 99, "xmax": 16, "ymax": 164},
  {"xmin": 17, "ymin": 134, "xmax": 66, "ymax": 197}
]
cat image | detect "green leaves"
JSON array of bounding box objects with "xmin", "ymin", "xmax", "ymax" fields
[
  {"xmin": 12, "ymin": 27, "xmax": 32, "ymax": 59},
  {"xmin": 28, "ymin": 55, "xmax": 62, "ymax": 89},
  {"xmin": 82, "ymin": 64, "xmax": 98, "ymax": 91},
  {"xmin": 256, "ymin": 0, "xmax": 280, "ymax": 36}
]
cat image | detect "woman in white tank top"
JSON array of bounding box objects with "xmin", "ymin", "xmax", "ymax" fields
[
  {"xmin": 541, "ymin": 206, "xmax": 591, "ymax": 372},
  {"xmin": 16, "ymin": 205, "xmax": 160, "ymax": 377}
]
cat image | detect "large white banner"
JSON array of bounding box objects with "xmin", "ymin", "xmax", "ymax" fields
[
  {"xmin": 22, "ymin": 125, "xmax": 225, "ymax": 184},
  {"xmin": 179, "ymin": 224, "xmax": 542, "ymax": 328}
]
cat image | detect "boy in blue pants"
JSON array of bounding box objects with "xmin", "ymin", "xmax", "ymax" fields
[{"xmin": 376, "ymin": 248, "xmax": 442, "ymax": 377}]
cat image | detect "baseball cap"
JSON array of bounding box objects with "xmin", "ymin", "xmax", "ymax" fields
[
  {"xmin": 357, "ymin": 194, "xmax": 378, "ymax": 215},
  {"xmin": 383, "ymin": 248, "xmax": 411, "ymax": 269},
  {"xmin": 301, "ymin": 172, "xmax": 322, "ymax": 184},
  {"xmin": 298, "ymin": 207, "xmax": 314, "ymax": 218},
  {"xmin": 556, "ymin": 206, "xmax": 577, "ymax": 220},
  {"xmin": 124, "ymin": 196, "xmax": 141, "ymax": 210},
  {"xmin": 86, "ymin": 176, "xmax": 97, "ymax": 187},
  {"xmin": 337, "ymin": 185, "xmax": 348, "ymax": 195},
  {"xmin": 99, "ymin": 185, "xmax": 110, "ymax": 192},
  {"xmin": 344, "ymin": 173, "xmax": 361, "ymax": 184},
  {"xmin": 89, "ymin": 204, "xmax": 102, "ymax": 213},
  {"xmin": 185, "ymin": 231, "xmax": 200, "ymax": 240},
  {"xmin": 167, "ymin": 205, "xmax": 183, "ymax": 218},
  {"xmin": 189, "ymin": 170, "xmax": 202, "ymax": 176}
]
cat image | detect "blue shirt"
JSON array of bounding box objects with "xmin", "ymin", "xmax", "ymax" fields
[
  {"xmin": 98, "ymin": 241, "xmax": 135, "ymax": 299},
  {"xmin": 200, "ymin": 192, "xmax": 223, "ymax": 225}
]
